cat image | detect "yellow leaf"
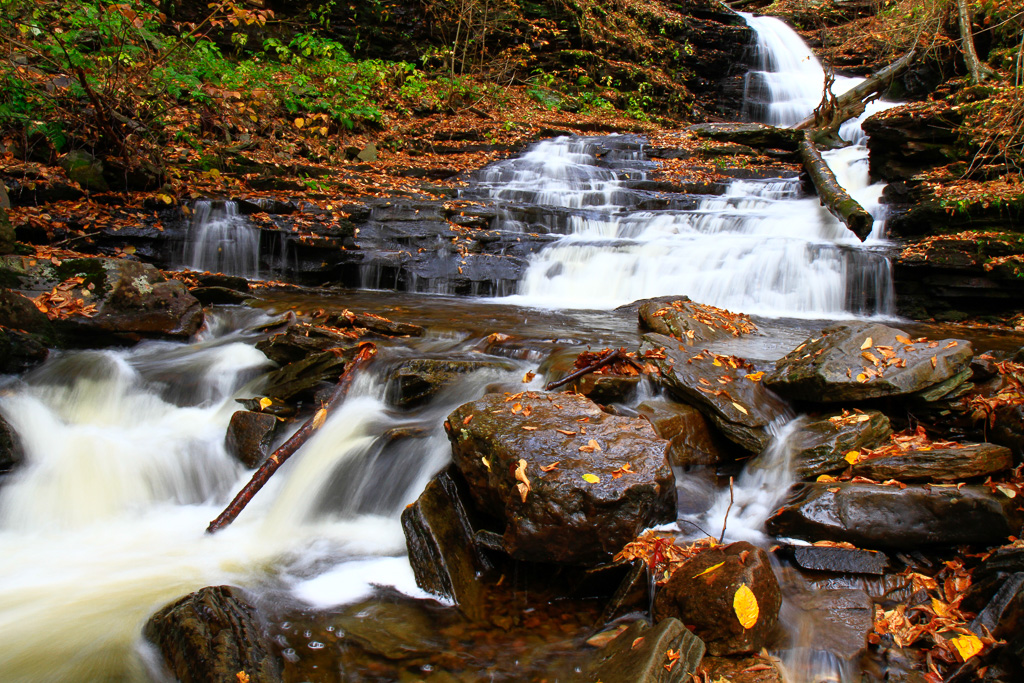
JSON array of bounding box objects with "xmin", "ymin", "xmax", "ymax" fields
[
  {"xmin": 207, "ymin": 168, "xmax": 221, "ymax": 180},
  {"xmin": 856, "ymin": 373, "xmax": 869, "ymax": 382},
  {"xmin": 733, "ymin": 584, "xmax": 759, "ymax": 629},
  {"xmin": 693, "ymin": 561, "xmax": 725, "ymax": 578},
  {"xmin": 931, "ymin": 598, "xmax": 948, "ymax": 617},
  {"xmin": 294, "ymin": 117, "xmax": 305, "ymax": 129},
  {"xmin": 844, "ymin": 451, "xmax": 861, "ymax": 464},
  {"xmin": 481, "ymin": 456, "xmax": 491, "ymax": 471},
  {"xmin": 582, "ymin": 473, "xmax": 600, "ymax": 484},
  {"xmin": 712, "ymin": 358, "xmax": 722, "ymax": 367},
  {"xmin": 951, "ymin": 634, "xmax": 984, "ymax": 661},
  {"xmin": 896, "ymin": 334, "xmax": 912, "ymax": 344},
  {"xmin": 817, "ymin": 474, "xmax": 838, "ymax": 482},
  {"xmin": 744, "ymin": 371, "xmax": 765, "ymax": 381},
  {"xmin": 258, "ymin": 397, "xmax": 272, "ymax": 410},
  {"xmin": 861, "ymin": 337, "xmax": 873, "ymax": 350},
  {"xmin": 319, "ymin": 126, "xmax": 329, "ymax": 135},
  {"xmin": 122, "ymin": 245, "xmax": 136, "ymax": 254},
  {"xmin": 732, "ymin": 402, "xmax": 748, "ymax": 415},
  {"xmin": 237, "ymin": 672, "xmax": 250, "ymax": 683},
  {"xmin": 156, "ymin": 192, "xmax": 174, "ymax": 205},
  {"xmin": 311, "ymin": 408, "xmax": 327, "ymax": 429}
]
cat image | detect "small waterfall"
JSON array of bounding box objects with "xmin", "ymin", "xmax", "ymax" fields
[{"xmin": 185, "ymin": 200, "xmax": 261, "ymax": 277}]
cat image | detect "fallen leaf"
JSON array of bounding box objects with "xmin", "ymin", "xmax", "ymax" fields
[
  {"xmin": 258, "ymin": 397, "xmax": 272, "ymax": 410},
  {"xmin": 463, "ymin": 413, "xmax": 474, "ymax": 425},
  {"xmin": 817, "ymin": 474, "xmax": 838, "ymax": 482},
  {"xmin": 931, "ymin": 356, "xmax": 938, "ymax": 369},
  {"xmin": 950, "ymin": 634, "xmax": 984, "ymax": 662},
  {"xmin": 514, "ymin": 458, "xmax": 530, "ymax": 502},
  {"xmin": 631, "ymin": 637, "xmax": 644, "ymax": 649},
  {"xmin": 511, "ymin": 402, "xmax": 523, "ymax": 414},
  {"xmin": 237, "ymin": 672, "xmax": 250, "ymax": 683},
  {"xmin": 896, "ymin": 334, "xmax": 913, "ymax": 344},
  {"xmin": 311, "ymin": 408, "xmax": 327, "ymax": 429},
  {"xmin": 540, "ymin": 461, "xmax": 560, "ymax": 472},
  {"xmin": 481, "ymin": 456, "xmax": 491, "ymax": 471},
  {"xmin": 582, "ymin": 473, "xmax": 600, "ymax": 484},
  {"xmin": 522, "ymin": 371, "xmax": 536, "ymax": 383},
  {"xmin": 663, "ymin": 649, "xmax": 680, "ymax": 672},
  {"xmin": 732, "ymin": 402, "xmax": 749, "ymax": 415},
  {"xmin": 844, "ymin": 450, "xmax": 861, "ymax": 464},
  {"xmin": 733, "ymin": 584, "xmax": 759, "ymax": 629},
  {"xmin": 611, "ymin": 463, "xmax": 634, "ymax": 479},
  {"xmin": 861, "ymin": 337, "xmax": 873, "ymax": 350},
  {"xmin": 556, "ymin": 429, "xmax": 577, "ymax": 436},
  {"xmin": 745, "ymin": 371, "xmax": 765, "ymax": 381},
  {"xmin": 522, "ymin": 425, "xmax": 538, "ymax": 431},
  {"xmin": 693, "ymin": 561, "xmax": 725, "ymax": 578}
]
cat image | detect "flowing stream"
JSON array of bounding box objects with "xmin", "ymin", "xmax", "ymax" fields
[{"xmin": 0, "ymin": 14, "xmax": 912, "ymax": 683}]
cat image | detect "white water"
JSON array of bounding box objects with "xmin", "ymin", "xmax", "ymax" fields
[
  {"xmin": 185, "ymin": 200, "xmax": 261, "ymax": 277},
  {"xmin": 0, "ymin": 314, "xmax": 517, "ymax": 681},
  {"xmin": 495, "ymin": 15, "xmax": 898, "ymax": 317}
]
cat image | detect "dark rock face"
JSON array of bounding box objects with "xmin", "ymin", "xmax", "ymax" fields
[
  {"xmin": 785, "ymin": 587, "xmax": 874, "ymax": 661},
  {"xmin": 60, "ymin": 150, "xmax": 110, "ymax": 192},
  {"xmin": 765, "ymin": 322, "xmax": 973, "ymax": 403},
  {"xmin": 638, "ymin": 298, "xmax": 759, "ymax": 347},
  {"xmin": 260, "ymin": 349, "xmax": 352, "ymax": 404},
  {"xmin": 401, "ymin": 467, "xmax": 492, "ymax": 620},
  {"xmin": 685, "ymin": 123, "xmax": 803, "ymax": 151},
  {"xmin": 256, "ymin": 323, "xmax": 354, "ymax": 365},
  {"xmin": 143, "ymin": 585, "xmax": 281, "ymax": 683},
  {"xmin": 701, "ymin": 654, "xmax": 783, "ymax": 683},
  {"xmin": 642, "ymin": 333, "xmax": 792, "ymax": 453},
  {"xmin": 387, "ymin": 358, "xmax": 518, "ymax": 408},
  {"xmin": 652, "ymin": 542, "xmax": 782, "ymax": 656},
  {"xmin": 575, "ymin": 618, "xmax": 705, "ymax": 683},
  {"xmin": 0, "ymin": 413, "xmax": 24, "ymax": 473},
  {"xmin": 636, "ymin": 399, "xmax": 727, "ymax": 467},
  {"xmin": 0, "ymin": 288, "xmax": 52, "ymax": 371},
  {"xmin": 225, "ymin": 411, "xmax": 278, "ymax": 468},
  {"xmin": 850, "ymin": 442, "xmax": 1013, "ymax": 482},
  {"xmin": 0, "ymin": 256, "xmax": 203, "ymax": 341},
  {"xmin": 0, "ymin": 326, "xmax": 48, "ymax": 372},
  {"xmin": 789, "ymin": 410, "xmax": 892, "ymax": 478},
  {"xmin": 775, "ymin": 544, "xmax": 889, "ymax": 575},
  {"xmin": 766, "ymin": 483, "xmax": 1022, "ymax": 549},
  {"xmin": 445, "ymin": 391, "xmax": 675, "ymax": 565}
]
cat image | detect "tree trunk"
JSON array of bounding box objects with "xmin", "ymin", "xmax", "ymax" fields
[
  {"xmin": 0, "ymin": 182, "xmax": 13, "ymax": 254},
  {"xmin": 795, "ymin": 48, "xmax": 918, "ymax": 131},
  {"xmin": 798, "ymin": 131, "xmax": 874, "ymax": 241},
  {"xmin": 957, "ymin": 0, "xmax": 994, "ymax": 84}
]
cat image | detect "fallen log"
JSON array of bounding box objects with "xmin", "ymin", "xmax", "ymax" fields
[
  {"xmin": 798, "ymin": 130, "xmax": 874, "ymax": 241},
  {"xmin": 206, "ymin": 342, "xmax": 377, "ymax": 534},
  {"xmin": 545, "ymin": 348, "xmax": 645, "ymax": 391},
  {"xmin": 795, "ymin": 47, "xmax": 917, "ymax": 132}
]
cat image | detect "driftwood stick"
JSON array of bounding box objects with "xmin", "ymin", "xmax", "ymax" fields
[
  {"xmin": 206, "ymin": 342, "xmax": 377, "ymax": 534},
  {"xmin": 545, "ymin": 349, "xmax": 624, "ymax": 391},
  {"xmin": 799, "ymin": 130, "xmax": 874, "ymax": 241},
  {"xmin": 794, "ymin": 47, "xmax": 918, "ymax": 132},
  {"xmin": 719, "ymin": 476, "xmax": 735, "ymax": 544}
]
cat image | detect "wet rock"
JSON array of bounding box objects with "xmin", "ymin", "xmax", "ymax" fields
[
  {"xmin": 446, "ymin": 391, "xmax": 675, "ymax": 565},
  {"xmin": 784, "ymin": 587, "xmax": 874, "ymax": 660},
  {"xmin": 0, "ymin": 413, "xmax": 24, "ymax": 473},
  {"xmin": 686, "ymin": 123, "xmax": 802, "ymax": 150},
  {"xmin": 260, "ymin": 348, "xmax": 352, "ymax": 403},
  {"xmin": 575, "ymin": 618, "xmax": 705, "ymax": 683},
  {"xmin": 775, "ymin": 544, "xmax": 889, "ymax": 575},
  {"xmin": 225, "ymin": 410, "xmax": 278, "ymax": 468},
  {"xmin": 320, "ymin": 310, "xmax": 425, "ymax": 337},
  {"xmin": 0, "ymin": 325, "xmax": 49, "ymax": 373},
  {"xmin": 700, "ymin": 654, "xmax": 783, "ymax": 683},
  {"xmin": 189, "ymin": 286, "xmax": 252, "ymax": 306},
  {"xmin": 143, "ymin": 585, "xmax": 281, "ymax": 683},
  {"xmin": 765, "ymin": 322, "xmax": 973, "ymax": 403},
  {"xmin": 0, "ymin": 256, "xmax": 203, "ymax": 341},
  {"xmin": 388, "ymin": 358, "xmax": 518, "ymax": 408},
  {"xmin": 642, "ymin": 333, "xmax": 792, "ymax": 453},
  {"xmin": 256, "ymin": 323, "xmax": 356, "ymax": 365},
  {"xmin": 765, "ymin": 482, "xmax": 1022, "ymax": 549},
  {"xmin": 0, "ymin": 288, "xmax": 54, "ymax": 337},
  {"xmin": 653, "ymin": 542, "xmax": 781, "ymax": 656},
  {"xmin": 636, "ymin": 399, "xmax": 726, "ymax": 467},
  {"xmin": 538, "ymin": 348, "xmax": 640, "ymax": 404},
  {"xmin": 333, "ymin": 597, "xmax": 444, "ymax": 660},
  {"xmin": 638, "ymin": 298, "xmax": 758, "ymax": 346},
  {"xmin": 60, "ymin": 150, "xmax": 109, "ymax": 192},
  {"xmin": 401, "ymin": 466, "xmax": 492, "ymax": 620},
  {"xmin": 969, "ymin": 571, "xmax": 1024, "ymax": 640},
  {"xmin": 850, "ymin": 442, "xmax": 1013, "ymax": 482},
  {"xmin": 789, "ymin": 410, "xmax": 892, "ymax": 478},
  {"xmin": 194, "ymin": 273, "xmax": 251, "ymax": 291}
]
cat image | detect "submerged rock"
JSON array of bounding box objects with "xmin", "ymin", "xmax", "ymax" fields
[
  {"xmin": 445, "ymin": 391, "xmax": 675, "ymax": 565},
  {"xmin": 652, "ymin": 542, "xmax": 781, "ymax": 656},
  {"xmin": 333, "ymin": 598, "xmax": 444, "ymax": 660},
  {"xmin": 401, "ymin": 466, "xmax": 492, "ymax": 620},
  {"xmin": 642, "ymin": 333, "xmax": 791, "ymax": 453},
  {"xmin": 765, "ymin": 322, "xmax": 973, "ymax": 403},
  {"xmin": 575, "ymin": 618, "xmax": 705, "ymax": 683},
  {"xmin": 850, "ymin": 442, "xmax": 1013, "ymax": 482},
  {"xmin": 143, "ymin": 585, "xmax": 281, "ymax": 683},
  {"xmin": 256, "ymin": 323, "xmax": 356, "ymax": 365},
  {"xmin": 388, "ymin": 357, "xmax": 518, "ymax": 408},
  {"xmin": 766, "ymin": 482, "xmax": 1021, "ymax": 549},
  {"xmin": 775, "ymin": 544, "xmax": 889, "ymax": 575},
  {"xmin": 701, "ymin": 654, "xmax": 783, "ymax": 683},
  {"xmin": 784, "ymin": 586, "xmax": 874, "ymax": 661},
  {"xmin": 789, "ymin": 410, "xmax": 892, "ymax": 478},
  {"xmin": 636, "ymin": 399, "xmax": 727, "ymax": 467}
]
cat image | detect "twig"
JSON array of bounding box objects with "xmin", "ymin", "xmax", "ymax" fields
[
  {"xmin": 545, "ymin": 348, "xmax": 627, "ymax": 391},
  {"xmin": 719, "ymin": 476, "xmax": 735, "ymax": 544},
  {"xmin": 206, "ymin": 342, "xmax": 377, "ymax": 533}
]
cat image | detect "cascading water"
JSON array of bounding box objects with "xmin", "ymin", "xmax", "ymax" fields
[
  {"xmin": 484, "ymin": 15, "xmax": 897, "ymax": 318},
  {"xmin": 185, "ymin": 200, "xmax": 261, "ymax": 278}
]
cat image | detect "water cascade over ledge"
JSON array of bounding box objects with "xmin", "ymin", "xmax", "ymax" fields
[{"xmin": 185, "ymin": 200, "xmax": 261, "ymax": 278}]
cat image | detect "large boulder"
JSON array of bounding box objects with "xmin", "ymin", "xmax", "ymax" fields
[
  {"xmin": 0, "ymin": 413, "xmax": 24, "ymax": 473},
  {"xmin": 652, "ymin": 541, "xmax": 782, "ymax": 656},
  {"xmin": 0, "ymin": 256, "xmax": 203, "ymax": 341},
  {"xmin": 766, "ymin": 482, "xmax": 1022, "ymax": 549},
  {"xmin": 787, "ymin": 410, "xmax": 892, "ymax": 479},
  {"xmin": 638, "ymin": 298, "xmax": 759, "ymax": 347},
  {"xmin": 642, "ymin": 333, "xmax": 792, "ymax": 453},
  {"xmin": 0, "ymin": 325, "xmax": 48, "ymax": 373},
  {"xmin": 445, "ymin": 391, "xmax": 675, "ymax": 565},
  {"xmin": 575, "ymin": 618, "xmax": 705, "ymax": 683},
  {"xmin": 765, "ymin": 322, "xmax": 973, "ymax": 403},
  {"xmin": 143, "ymin": 585, "xmax": 281, "ymax": 683}
]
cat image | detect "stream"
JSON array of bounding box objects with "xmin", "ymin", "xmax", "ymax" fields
[{"xmin": 0, "ymin": 14, "xmax": 1005, "ymax": 683}]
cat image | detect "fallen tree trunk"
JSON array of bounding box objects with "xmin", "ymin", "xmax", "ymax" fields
[
  {"xmin": 799, "ymin": 130, "xmax": 874, "ymax": 241},
  {"xmin": 795, "ymin": 48, "xmax": 918, "ymax": 132},
  {"xmin": 206, "ymin": 342, "xmax": 377, "ymax": 534}
]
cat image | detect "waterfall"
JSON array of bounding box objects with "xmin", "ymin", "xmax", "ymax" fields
[
  {"xmin": 185, "ymin": 200, "xmax": 261, "ymax": 277},
  {"xmin": 486, "ymin": 16, "xmax": 897, "ymax": 317}
]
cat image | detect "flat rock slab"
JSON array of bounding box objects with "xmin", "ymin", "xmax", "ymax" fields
[
  {"xmin": 389, "ymin": 358, "xmax": 519, "ymax": 408},
  {"xmin": 446, "ymin": 391, "xmax": 675, "ymax": 565},
  {"xmin": 850, "ymin": 442, "xmax": 1013, "ymax": 482},
  {"xmin": 686, "ymin": 122, "xmax": 802, "ymax": 150},
  {"xmin": 638, "ymin": 298, "xmax": 758, "ymax": 347},
  {"xmin": 576, "ymin": 618, "xmax": 705, "ymax": 683},
  {"xmin": 790, "ymin": 411, "xmax": 892, "ymax": 479},
  {"xmin": 766, "ymin": 482, "xmax": 1021, "ymax": 549},
  {"xmin": 776, "ymin": 544, "xmax": 889, "ymax": 575},
  {"xmin": 765, "ymin": 322, "xmax": 973, "ymax": 403},
  {"xmin": 642, "ymin": 333, "xmax": 791, "ymax": 453}
]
